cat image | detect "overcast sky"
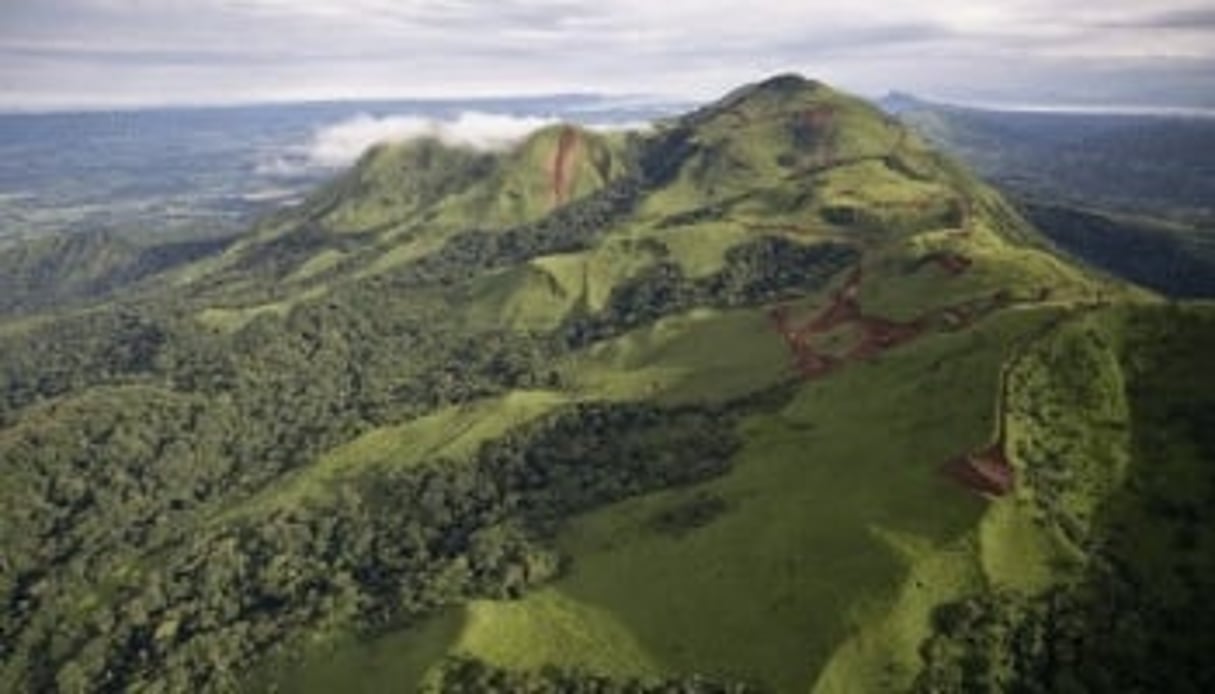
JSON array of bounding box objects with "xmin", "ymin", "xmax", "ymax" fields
[{"xmin": 2, "ymin": 0, "xmax": 1214, "ymax": 111}]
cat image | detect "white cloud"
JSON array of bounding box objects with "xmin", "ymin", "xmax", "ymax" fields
[
  {"xmin": 251, "ymin": 111, "xmax": 653, "ymax": 175},
  {"xmin": 304, "ymin": 111, "xmax": 559, "ymax": 167}
]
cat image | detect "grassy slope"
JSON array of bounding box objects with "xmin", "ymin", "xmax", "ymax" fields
[
  {"xmin": 360, "ymin": 127, "xmax": 632, "ymax": 278},
  {"xmin": 229, "ymin": 390, "xmax": 570, "ymax": 517},
  {"xmin": 184, "ymin": 127, "xmax": 633, "ymax": 298},
  {"xmin": 456, "ymin": 307, "xmax": 1058, "ymax": 693},
  {"xmin": 247, "ymin": 78, "xmax": 1163, "ymax": 692},
  {"xmin": 458, "ymin": 237, "xmax": 661, "ymax": 333},
  {"xmin": 560, "ymin": 305, "xmax": 793, "ymax": 405}
]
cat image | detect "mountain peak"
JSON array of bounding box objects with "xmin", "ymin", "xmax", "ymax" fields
[
  {"xmin": 704, "ymin": 73, "xmax": 829, "ymax": 117},
  {"xmin": 753, "ymin": 72, "xmax": 824, "ymax": 94},
  {"xmin": 878, "ymin": 91, "xmax": 932, "ymax": 115}
]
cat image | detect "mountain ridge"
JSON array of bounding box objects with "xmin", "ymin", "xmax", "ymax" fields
[{"xmin": 0, "ymin": 74, "xmax": 1211, "ymax": 694}]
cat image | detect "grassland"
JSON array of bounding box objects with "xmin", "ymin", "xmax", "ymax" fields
[
  {"xmin": 454, "ymin": 307, "xmax": 1059, "ymax": 692},
  {"xmin": 228, "ymin": 390, "xmax": 570, "ymax": 516},
  {"xmin": 7, "ymin": 73, "xmax": 1210, "ymax": 694},
  {"xmin": 278, "ymin": 299, "xmax": 1076, "ymax": 692},
  {"xmin": 255, "ymin": 77, "xmax": 1142, "ymax": 693}
]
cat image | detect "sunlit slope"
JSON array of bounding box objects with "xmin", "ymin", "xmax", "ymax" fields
[
  {"xmin": 187, "ymin": 126, "xmax": 635, "ymax": 297},
  {"xmin": 249, "ymin": 76, "xmax": 1157, "ymax": 693},
  {"xmin": 7, "ymin": 74, "xmax": 1201, "ymax": 694}
]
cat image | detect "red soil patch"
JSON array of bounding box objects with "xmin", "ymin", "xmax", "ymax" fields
[
  {"xmin": 799, "ymin": 107, "xmax": 838, "ymax": 167},
  {"xmin": 770, "ymin": 266, "xmax": 926, "ymax": 378},
  {"xmin": 944, "ymin": 445, "xmax": 1014, "ymax": 497},
  {"xmin": 795, "ymin": 267, "xmax": 862, "ymax": 335},
  {"xmin": 769, "ymin": 306, "xmax": 841, "ymax": 380},
  {"xmin": 764, "ymin": 255, "xmax": 1047, "ymax": 500},
  {"xmin": 847, "ymin": 317, "xmax": 924, "ymax": 360},
  {"xmin": 765, "ymin": 255, "xmax": 1024, "ymax": 381},
  {"xmin": 764, "ymin": 236, "xmax": 1049, "ymax": 388},
  {"xmin": 551, "ymin": 126, "xmax": 580, "ymax": 206}
]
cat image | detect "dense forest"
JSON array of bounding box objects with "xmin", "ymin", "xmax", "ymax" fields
[
  {"xmin": 0, "ymin": 230, "xmax": 234, "ymax": 316},
  {"xmin": 4, "ymin": 75, "xmax": 1214, "ymax": 693},
  {"xmin": 914, "ymin": 307, "xmax": 1215, "ymax": 692},
  {"xmin": 427, "ymin": 657, "xmax": 763, "ymax": 693},
  {"xmin": 1023, "ymin": 203, "xmax": 1215, "ymax": 298},
  {"xmin": 0, "ymin": 150, "xmax": 832, "ymax": 689},
  {"xmin": 7, "ymin": 398, "xmax": 752, "ymax": 691}
]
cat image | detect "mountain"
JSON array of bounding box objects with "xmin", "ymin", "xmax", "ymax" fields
[{"xmin": 1, "ymin": 75, "xmax": 1213, "ymax": 693}]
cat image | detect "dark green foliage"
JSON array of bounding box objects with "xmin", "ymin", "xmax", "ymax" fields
[
  {"xmin": 0, "ymin": 179, "xmax": 851, "ymax": 692},
  {"xmin": 382, "ymin": 176, "xmax": 643, "ymax": 290},
  {"xmin": 430, "ymin": 656, "xmax": 765, "ymax": 693},
  {"xmin": 0, "ymin": 288, "xmax": 566, "ymax": 691},
  {"xmin": 562, "ymin": 237, "xmax": 858, "ymax": 347},
  {"xmin": 1, "ymin": 400, "xmax": 744, "ymax": 691},
  {"xmin": 1025, "ymin": 203, "xmax": 1215, "ymax": 298},
  {"xmin": 0, "ymin": 308, "xmax": 171, "ymax": 424},
  {"xmin": 892, "ymin": 97, "xmax": 1215, "ymax": 224},
  {"xmin": 654, "ymin": 196, "xmax": 742, "ymax": 229},
  {"xmin": 646, "ymin": 495, "xmax": 730, "ymax": 537},
  {"xmin": 913, "ymin": 308, "xmax": 1215, "ymax": 693},
  {"xmin": 227, "ymin": 223, "xmax": 377, "ymax": 279},
  {"xmin": 0, "ymin": 229, "xmax": 232, "ymax": 315},
  {"xmin": 638, "ymin": 125, "xmax": 699, "ymax": 188}
]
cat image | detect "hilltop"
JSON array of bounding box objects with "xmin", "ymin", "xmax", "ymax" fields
[{"xmin": 1, "ymin": 74, "xmax": 1213, "ymax": 693}]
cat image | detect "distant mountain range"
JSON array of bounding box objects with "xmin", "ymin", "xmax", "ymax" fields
[
  {"xmin": 880, "ymin": 92, "xmax": 1215, "ymax": 219},
  {"xmin": 881, "ymin": 92, "xmax": 1215, "ymax": 298}
]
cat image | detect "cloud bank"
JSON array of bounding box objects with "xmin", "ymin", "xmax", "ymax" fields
[
  {"xmin": 256, "ymin": 111, "xmax": 649, "ymax": 175},
  {"xmin": 307, "ymin": 111, "xmax": 560, "ymax": 166}
]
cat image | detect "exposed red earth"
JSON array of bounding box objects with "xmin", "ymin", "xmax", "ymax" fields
[
  {"xmin": 769, "ymin": 306, "xmax": 842, "ymax": 380},
  {"xmin": 943, "ymin": 381, "xmax": 1016, "ymax": 499},
  {"xmin": 551, "ymin": 126, "xmax": 580, "ymax": 206},
  {"xmin": 938, "ymin": 297, "xmax": 1050, "ymax": 498},
  {"xmin": 944, "ymin": 446, "xmax": 1015, "ymax": 497},
  {"xmin": 766, "ymin": 260, "xmax": 994, "ymax": 381},
  {"xmin": 765, "ymin": 251, "xmax": 1024, "ymax": 498},
  {"xmin": 803, "ymin": 107, "xmax": 838, "ymax": 167}
]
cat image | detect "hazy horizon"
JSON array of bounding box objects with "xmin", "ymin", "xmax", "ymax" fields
[
  {"xmin": 5, "ymin": 87, "xmax": 1215, "ymax": 119},
  {"xmin": 3, "ymin": 0, "xmax": 1214, "ymax": 112}
]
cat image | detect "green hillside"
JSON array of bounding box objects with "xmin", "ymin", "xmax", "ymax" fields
[{"xmin": 1, "ymin": 74, "xmax": 1211, "ymax": 694}]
